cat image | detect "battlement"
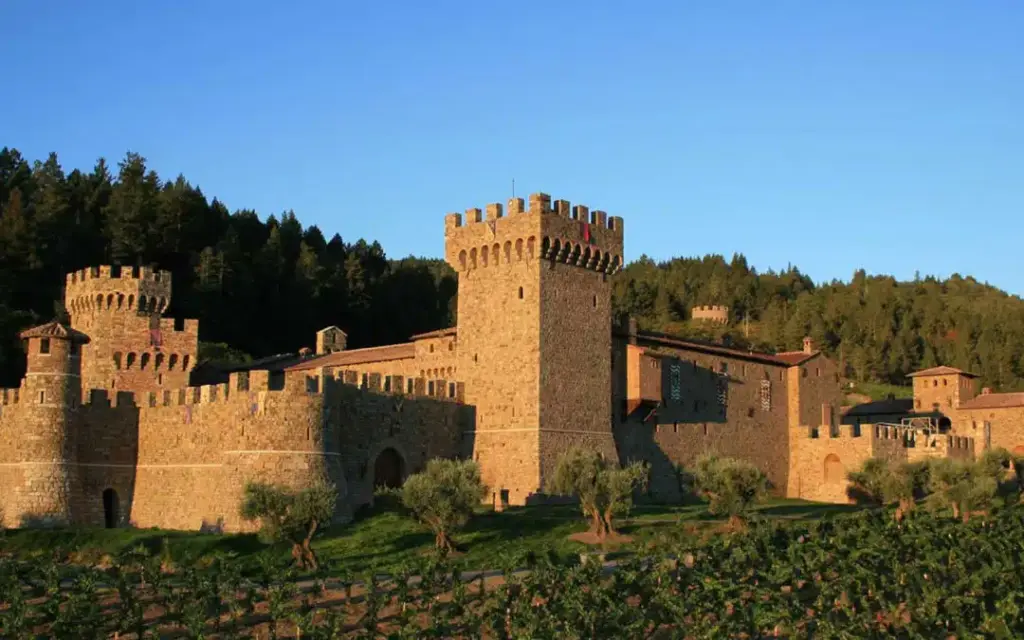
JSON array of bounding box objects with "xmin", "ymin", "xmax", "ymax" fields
[
  {"xmin": 0, "ymin": 388, "xmax": 19, "ymax": 405},
  {"xmin": 79, "ymin": 367, "xmax": 468, "ymax": 413},
  {"xmin": 444, "ymin": 192, "xmax": 624, "ymax": 275},
  {"xmin": 65, "ymin": 265, "xmax": 174, "ymax": 316},
  {"xmin": 691, "ymin": 305, "xmax": 730, "ymax": 323}
]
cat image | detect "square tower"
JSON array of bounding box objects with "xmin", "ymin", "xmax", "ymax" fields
[{"xmin": 444, "ymin": 192, "xmax": 625, "ymax": 505}]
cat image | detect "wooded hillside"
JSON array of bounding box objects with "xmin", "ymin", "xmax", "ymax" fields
[{"xmin": 2, "ymin": 147, "xmax": 1022, "ymax": 390}]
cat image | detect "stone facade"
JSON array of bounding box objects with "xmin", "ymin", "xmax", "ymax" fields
[{"xmin": 1, "ymin": 191, "xmax": 1009, "ymax": 530}]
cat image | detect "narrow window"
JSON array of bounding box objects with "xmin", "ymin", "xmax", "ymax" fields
[
  {"xmin": 40, "ymin": 338, "xmax": 51, "ymax": 354},
  {"xmin": 518, "ymin": 287, "xmax": 524, "ymax": 299},
  {"xmin": 39, "ymin": 391, "xmax": 45, "ymax": 404},
  {"xmin": 593, "ymin": 295, "xmax": 597, "ymax": 308}
]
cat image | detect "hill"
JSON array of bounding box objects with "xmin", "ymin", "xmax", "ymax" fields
[{"xmin": 2, "ymin": 147, "xmax": 1022, "ymax": 391}]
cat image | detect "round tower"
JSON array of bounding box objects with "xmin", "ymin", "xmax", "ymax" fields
[
  {"xmin": 63, "ymin": 265, "xmax": 196, "ymax": 394},
  {"xmin": 15, "ymin": 321, "xmax": 90, "ymax": 525}
]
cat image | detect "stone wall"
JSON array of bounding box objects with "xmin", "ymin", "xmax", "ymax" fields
[
  {"xmin": 64, "ymin": 266, "xmax": 198, "ymax": 395},
  {"xmin": 614, "ymin": 340, "xmax": 793, "ymax": 502},
  {"xmin": 952, "ymin": 405, "xmax": 1024, "ymax": 455}
]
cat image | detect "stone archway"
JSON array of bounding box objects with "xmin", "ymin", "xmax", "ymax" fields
[
  {"xmin": 102, "ymin": 488, "xmax": 119, "ymax": 528},
  {"xmin": 373, "ymin": 447, "xmax": 405, "ymax": 489},
  {"xmin": 823, "ymin": 454, "xmax": 844, "ymax": 485}
]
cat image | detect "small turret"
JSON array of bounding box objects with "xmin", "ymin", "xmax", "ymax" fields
[{"xmin": 14, "ymin": 321, "xmax": 89, "ymax": 525}]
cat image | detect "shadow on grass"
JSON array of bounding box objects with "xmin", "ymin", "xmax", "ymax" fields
[{"xmin": 755, "ymin": 503, "xmax": 862, "ymax": 519}]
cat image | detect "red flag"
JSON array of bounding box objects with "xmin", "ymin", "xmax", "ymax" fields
[
  {"xmin": 581, "ymin": 221, "xmax": 592, "ymax": 244},
  {"xmin": 149, "ymin": 329, "xmax": 162, "ymax": 348}
]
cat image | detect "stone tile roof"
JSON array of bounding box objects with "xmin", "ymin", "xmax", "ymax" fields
[
  {"xmin": 18, "ymin": 321, "xmax": 90, "ymax": 343},
  {"xmin": 629, "ymin": 330, "xmax": 815, "ymax": 367},
  {"xmin": 410, "ymin": 327, "xmax": 457, "ymax": 340},
  {"xmin": 285, "ymin": 343, "xmax": 416, "ymax": 372},
  {"xmin": 190, "ymin": 353, "xmax": 308, "ymax": 386},
  {"xmin": 958, "ymin": 392, "xmax": 1024, "ymax": 410},
  {"xmin": 843, "ymin": 398, "xmax": 914, "ymax": 417},
  {"xmin": 774, "ymin": 351, "xmax": 820, "ymax": 366},
  {"xmin": 907, "ymin": 366, "xmax": 978, "ymax": 378}
]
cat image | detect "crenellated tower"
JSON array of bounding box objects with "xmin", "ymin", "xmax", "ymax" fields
[
  {"xmin": 445, "ymin": 192, "xmax": 624, "ymax": 506},
  {"xmin": 3, "ymin": 322, "xmax": 90, "ymax": 525},
  {"xmin": 64, "ymin": 266, "xmax": 199, "ymax": 394}
]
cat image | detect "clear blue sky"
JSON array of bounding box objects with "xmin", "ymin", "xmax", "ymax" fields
[{"xmin": 3, "ymin": 1, "xmax": 1022, "ymax": 293}]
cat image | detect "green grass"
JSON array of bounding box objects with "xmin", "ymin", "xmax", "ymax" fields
[{"xmin": 0, "ymin": 498, "xmax": 861, "ymax": 577}]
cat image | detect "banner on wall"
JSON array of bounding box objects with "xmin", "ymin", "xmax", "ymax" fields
[{"xmin": 669, "ymin": 363, "xmax": 682, "ymax": 402}]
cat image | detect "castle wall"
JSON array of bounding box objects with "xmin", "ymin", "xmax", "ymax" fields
[
  {"xmin": 951, "ymin": 405, "xmax": 1024, "ymax": 455},
  {"xmin": 27, "ymin": 367, "xmax": 470, "ymax": 532},
  {"xmin": 614, "ymin": 340, "xmax": 793, "ymax": 501},
  {"xmin": 537, "ymin": 261, "xmax": 617, "ymax": 491}
]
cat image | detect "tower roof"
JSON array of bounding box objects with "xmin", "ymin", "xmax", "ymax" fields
[
  {"xmin": 906, "ymin": 366, "xmax": 978, "ymax": 378},
  {"xmin": 19, "ymin": 321, "xmax": 90, "ymax": 344}
]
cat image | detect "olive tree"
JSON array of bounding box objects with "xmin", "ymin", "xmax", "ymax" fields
[
  {"xmin": 547, "ymin": 447, "xmax": 649, "ymax": 544},
  {"xmin": 239, "ymin": 480, "xmax": 338, "ymax": 569},
  {"xmin": 692, "ymin": 454, "xmax": 768, "ymax": 526},
  {"xmin": 402, "ymin": 458, "xmax": 487, "ymax": 554},
  {"xmin": 847, "ymin": 458, "xmax": 929, "ymax": 521}
]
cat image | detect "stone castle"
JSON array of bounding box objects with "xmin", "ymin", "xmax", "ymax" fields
[{"xmin": 1, "ymin": 192, "xmax": 1019, "ymax": 530}]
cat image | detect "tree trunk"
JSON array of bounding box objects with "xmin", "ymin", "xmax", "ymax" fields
[
  {"xmin": 303, "ymin": 520, "xmax": 319, "ymax": 570},
  {"xmin": 435, "ymin": 530, "xmax": 454, "ymax": 554},
  {"xmin": 602, "ymin": 508, "xmax": 616, "ymax": 537}
]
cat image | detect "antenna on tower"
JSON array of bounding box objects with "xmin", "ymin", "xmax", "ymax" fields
[{"xmin": 512, "ymin": 179, "xmax": 515, "ymax": 200}]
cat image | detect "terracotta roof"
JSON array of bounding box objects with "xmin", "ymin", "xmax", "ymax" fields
[
  {"xmin": 907, "ymin": 366, "xmax": 978, "ymax": 378},
  {"xmin": 19, "ymin": 321, "xmax": 90, "ymax": 343},
  {"xmin": 628, "ymin": 330, "xmax": 809, "ymax": 368},
  {"xmin": 410, "ymin": 327, "xmax": 457, "ymax": 340},
  {"xmin": 958, "ymin": 392, "xmax": 1024, "ymax": 410},
  {"xmin": 285, "ymin": 343, "xmax": 416, "ymax": 372}
]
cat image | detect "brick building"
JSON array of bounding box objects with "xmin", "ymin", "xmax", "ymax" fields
[{"xmin": 0, "ymin": 191, "xmax": 1004, "ymax": 530}]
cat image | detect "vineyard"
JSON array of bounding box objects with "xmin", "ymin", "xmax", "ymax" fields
[{"xmin": 3, "ymin": 506, "xmax": 1024, "ymax": 639}]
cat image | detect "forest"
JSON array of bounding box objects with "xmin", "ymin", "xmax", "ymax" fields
[{"xmin": 2, "ymin": 146, "xmax": 1023, "ymax": 391}]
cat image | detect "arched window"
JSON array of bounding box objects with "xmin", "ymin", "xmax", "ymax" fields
[
  {"xmin": 106, "ymin": 293, "xmax": 114, "ymax": 308},
  {"xmin": 117, "ymin": 293, "xmax": 124, "ymax": 309},
  {"xmin": 139, "ymin": 295, "xmax": 148, "ymax": 311},
  {"xmin": 480, "ymin": 245, "xmax": 489, "ymax": 267},
  {"xmin": 458, "ymin": 250, "xmax": 467, "ymax": 271},
  {"xmin": 503, "ymin": 241, "xmax": 512, "ymax": 263},
  {"xmin": 113, "ymin": 352, "xmax": 123, "ymax": 369},
  {"xmin": 140, "ymin": 353, "xmax": 151, "ymax": 370},
  {"xmin": 527, "ymin": 236, "xmax": 536, "ymax": 259},
  {"xmin": 515, "ymin": 238, "xmax": 524, "ymax": 260},
  {"xmin": 492, "ymin": 243, "xmax": 500, "ymax": 266},
  {"xmin": 182, "ymin": 354, "xmax": 190, "ymax": 370},
  {"xmin": 95, "ymin": 293, "xmax": 103, "ymax": 307},
  {"xmin": 155, "ymin": 353, "xmax": 165, "ymax": 370},
  {"xmin": 126, "ymin": 353, "xmax": 137, "ymax": 369},
  {"xmin": 128, "ymin": 295, "xmax": 134, "ymax": 310},
  {"xmin": 168, "ymin": 354, "xmax": 178, "ymax": 370}
]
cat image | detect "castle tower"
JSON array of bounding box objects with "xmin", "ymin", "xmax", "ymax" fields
[
  {"xmin": 63, "ymin": 266, "xmax": 198, "ymax": 394},
  {"xmin": 10, "ymin": 322, "xmax": 90, "ymax": 525},
  {"xmin": 445, "ymin": 192, "xmax": 624, "ymax": 505}
]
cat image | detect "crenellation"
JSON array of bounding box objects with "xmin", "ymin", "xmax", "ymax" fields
[
  {"xmin": 485, "ymin": 203, "xmax": 503, "ymax": 221},
  {"xmin": 508, "ymin": 197, "xmax": 524, "ymax": 215},
  {"xmin": 528, "ymin": 192, "xmax": 552, "ymax": 214}
]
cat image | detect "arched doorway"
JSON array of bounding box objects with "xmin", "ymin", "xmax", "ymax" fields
[
  {"xmin": 102, "ymin": 489, "xmax": 119, "ymax": 528},
  {"xmin": 823, "ymin": 454, "xmax": 844, "ymax": 484},
  {"xmin": 373, "ymin": 448, "xmax": 405, "ymax": 489}
]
